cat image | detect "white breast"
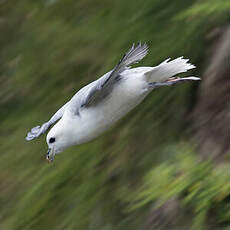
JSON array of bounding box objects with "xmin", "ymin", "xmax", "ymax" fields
[{"xmin": 64, "ymin": 70, "xmax": 149, "ymax": 145}]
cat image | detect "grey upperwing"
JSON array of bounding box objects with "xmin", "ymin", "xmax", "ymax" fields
[
  {"xmin": 26, "ymin": 101, "xmax": 69, "ymax": 141},
  {"xmin": 68, "ymin": 42, "xmax": 149, "ymax": 114},
  {"xmin": 25, "ymin": 43, "xmax": 148, "ymax": 140}
]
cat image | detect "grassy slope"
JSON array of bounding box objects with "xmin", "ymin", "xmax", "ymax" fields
[{"xmin": 0, "ymin": 0, "xmax": 230, "ymax": 229}]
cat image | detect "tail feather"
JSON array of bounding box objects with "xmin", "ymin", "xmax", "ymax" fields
[{"xmin": 144, "ymin": 57, "xmax": 196, "ymax": 83}]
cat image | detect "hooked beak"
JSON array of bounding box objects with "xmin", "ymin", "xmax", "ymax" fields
[{"xmin": 46, "ymin": 148, "xmax": 55, "ymax": 163}]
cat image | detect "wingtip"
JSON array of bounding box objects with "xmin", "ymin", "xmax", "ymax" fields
[
  {"xmin": 136, "ymin": 41, "xmax": 148, "ymax": 49},
  {"xmin": 184, "ymin": 76, "xmax": 201, "ymax": 81},
  {"xmin": 25, "ymin": 135, "xmax": 33, "ymax": 141},
  {"xmin": 191, "ymin": 76, "xmax": 201, "ymax": 80}
]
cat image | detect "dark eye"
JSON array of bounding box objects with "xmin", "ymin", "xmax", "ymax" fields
[{"xmin": 49, "ymin": 137, "xmax": 55, "ymax": 143}]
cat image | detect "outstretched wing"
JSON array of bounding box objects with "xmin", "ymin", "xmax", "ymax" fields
[
  {"xmin": 69, "ymin": 42, "xmax": 148, "ymax": 112},
  {"xmin": 26, "ymin": 42, "xmax": 148, "ymax": 140},
  {"xmin": 25, "ymin": 102, "xmax": 69, "ymax": 141}
]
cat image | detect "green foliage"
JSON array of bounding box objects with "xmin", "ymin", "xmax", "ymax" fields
[
  {"xmin": 0, "ymin": 0, "xmax": 230, "ymax": 229},
  {"xmin": 178, "ymin": 0, "xmax": 230, "ymax": 20},
  {"xmin": 132, "ymin": 148, "xmax": 230, "ymax": 229}
]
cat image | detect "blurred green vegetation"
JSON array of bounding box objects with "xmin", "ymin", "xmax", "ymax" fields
[{"xmin": 1, "ymin": 0, "xmax": 230, "ymax": 229}]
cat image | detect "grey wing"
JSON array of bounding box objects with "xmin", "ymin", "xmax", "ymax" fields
[
  {"xmin": 69, "ymin": 42, "xmax": 148, "ymax": 112},
  {"xmin": 25, "ymin": 101, "xmax": 69, "ymax": 141}
]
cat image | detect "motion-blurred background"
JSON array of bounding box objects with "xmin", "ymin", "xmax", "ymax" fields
[{"xmin": 1, "ymin": 0, "xmax": 230, "ymax": 229}]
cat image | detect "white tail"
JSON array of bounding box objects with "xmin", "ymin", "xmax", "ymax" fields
[{"xmin": 144, "ymin": 57, "xmax": 196, "ymax": 83}]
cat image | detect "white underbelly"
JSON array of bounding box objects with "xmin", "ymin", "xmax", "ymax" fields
[{"xmin": 73, "ymin": 76, "xmax": 148, "ymax": 144}]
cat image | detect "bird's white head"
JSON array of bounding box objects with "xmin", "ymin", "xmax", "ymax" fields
[{"xmin": 46, "ymin": 121, "xmax": 70, "ymax": 162}]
